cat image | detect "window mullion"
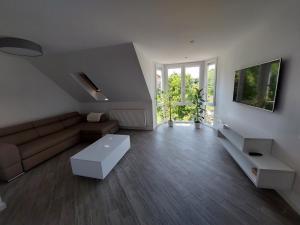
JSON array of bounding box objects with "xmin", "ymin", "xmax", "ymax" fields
[{"xmin": 181, "ymin": 65, "xmax": 185, "ymax": 104}]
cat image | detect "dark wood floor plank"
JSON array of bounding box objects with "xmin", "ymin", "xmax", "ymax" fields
[{"xmin": 0, "ymin": 124, "xmax": 299, "ymax": 225}]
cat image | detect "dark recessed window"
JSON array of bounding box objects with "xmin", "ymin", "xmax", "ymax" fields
[{"xmin": 79, "ymin": 73, "xmax": 101, "ymax": 92}]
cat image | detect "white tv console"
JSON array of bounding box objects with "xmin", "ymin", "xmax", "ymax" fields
[{"xmin": 217, "ymin": 124, "xmax": 295, "ymax": 189}]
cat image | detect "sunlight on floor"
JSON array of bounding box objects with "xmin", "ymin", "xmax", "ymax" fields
[{"xmin": 174, "ymin": 123, "xmax": 192, "ymax": 127}]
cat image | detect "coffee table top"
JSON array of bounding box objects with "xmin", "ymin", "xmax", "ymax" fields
[{"xmin": 71, "ymin": 134, "xmax": 130, "ymax": 162}]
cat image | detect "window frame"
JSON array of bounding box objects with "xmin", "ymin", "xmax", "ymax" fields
[
  {"xmin": 164, "ymin": 61, "xmax": 203, "ymax": 106},
  {"xmin": 155, "ymin": 64, "xmax": 164, "ymax": 108},
  {"xmin": 204, "ymin": 58, "xmax": 217, "ymax": 107},
  {"xmin": 155, "ymin": 59, "xmax": 217, "ymax": 125}
]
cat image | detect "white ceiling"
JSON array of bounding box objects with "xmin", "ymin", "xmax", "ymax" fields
[{"xmin": 0, "ymin": 0, "xmax": 292, "ymax": 63}]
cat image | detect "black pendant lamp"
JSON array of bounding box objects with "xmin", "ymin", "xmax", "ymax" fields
[{"xmin": 0, "ymin": 37, "xmax": 43, "ymax": 57}]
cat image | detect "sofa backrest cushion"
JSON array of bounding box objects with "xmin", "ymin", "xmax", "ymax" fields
[
  {"xmin": 0, "ymin": 129, "xmax": 39, "ymax": 145},
  {"xmin": 0, "ymin": 122, "xmax": 34, "ymax": 137},
  {"xmin": 0, "ymin": 112, "xmax": 82, "ymax": 145},
  {"xmin": 60, "ymin": 112, "xmax": 80, "ymax": 120},
  {"xmin": 100, "ymin": 114, "xmax": 109, "ymax": 122},
  {"xmin": 32, "ymin": 115, "xmax": 62, "ymax": 127},
  {"xmin": 35, "ymin": 122, "xmax": 64, "ymax": 137},
  {"xmin": 61, "ymin": 115, "xmax": 83, "ymax": 128}
]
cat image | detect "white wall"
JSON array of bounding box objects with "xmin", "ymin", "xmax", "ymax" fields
[
  {"xmin": 80, "ymin": 101, "xmax": 153, "ymax": 130},
  {"xmin": 216, "ymin": 7, "xmax": 300, "ymax": 213},
  {"xmin": 134, "ymin": 44, "xmax": 155, "ymax": 100},
  {"xmin": 0, "ymin": 53, "xmax": 79, "ymax": 127},
  {"xmin": 134, "ymin": 44, "xmax": 156, "ymax": 128},
  {"xmin": 30, "ymin": 43, "xmax": 155, "ymax": 129}
]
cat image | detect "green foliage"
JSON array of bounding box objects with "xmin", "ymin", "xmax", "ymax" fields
[
  {"xmin": 233, "ymin": 62, "xmax": 279, "ymax": 111},
  {"xmin": 185, "ymin": 73, "xmax": 200, "ymax": 103},
  {"xmin": 207, "ymin": 68, "xmax": 215, "ymax": 104},
  {"xmin": 156, "ymin": 68, "xmax": 219, "ymax": 123},
  {"xmin": 157, "ymin": 72, "xmax": 207, "ymax": 122},
  {"xmin": 243, "ymin": 66, "xmax": 259, "ymax": 102},
  {"xmin": 161, "ymin": 90, "xmax": 177, "ymax": 121},
  {"xmin": 156, "ymin": 105, "xmax": 164, "ymax": 124},
  {"xmin": 267, "ymin": 63, "xmax": 279, "ymax": 100},
  {"xmin": 156, "ymin": 88, "xmax": 165, "ymax": 124},
  {"xmin": 192, "ymin": 88, "xmax": 206, "ymax": 123},
  {"xmin": 168, "ymin": 73, "xmax": 200, "ymax": 121}
]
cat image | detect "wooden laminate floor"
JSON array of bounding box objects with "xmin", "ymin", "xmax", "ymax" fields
[{"xmin": 0, "ymin": 124, "xmax": 299, "ymax": 225}]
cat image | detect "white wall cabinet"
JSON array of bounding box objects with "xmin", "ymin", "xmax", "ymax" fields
[{"xmin": 218, "ymin": 124, "xmax": 295, "ymax": 189}]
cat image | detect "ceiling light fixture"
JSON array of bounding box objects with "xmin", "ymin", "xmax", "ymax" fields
[{"xmin": 0, "ymin": 37, "xmax": 43, "ymax": 57}]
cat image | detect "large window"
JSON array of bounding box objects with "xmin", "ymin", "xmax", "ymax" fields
[
  {"xmin": 166, "ymin": 64, "xmax": 201, "ymax": 122},
  {"xmin": 156, "ymin": 67, "xmax": 164, "ymax": 124},
  {"xmin": 155, "ymin": 59, "xmax": 217, "ymax": 125},
  {"xmin": 185, "ymin": 66, "xmax": 200, "ymax": 102},
  {"xmin": 167, "ymin": 68, "xmax": 182, "ymax": 104},
  {"xmin": 204, "ymin": 60, "xmax": 217, "ymax": 125}
]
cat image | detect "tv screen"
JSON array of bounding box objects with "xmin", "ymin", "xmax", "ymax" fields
[{"xmin": 233, "ymin": 59, "xmax": 281, "ymax": 111}]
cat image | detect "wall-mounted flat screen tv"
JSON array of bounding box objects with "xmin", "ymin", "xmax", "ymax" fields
[{"xmin": 233, "ymin": 59, "xmax": 281, "ymax": 112}]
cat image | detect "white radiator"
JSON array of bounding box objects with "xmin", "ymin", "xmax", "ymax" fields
[{"xmin": 109, "ymin": 109, "xmax": 147, "ymax": 129}]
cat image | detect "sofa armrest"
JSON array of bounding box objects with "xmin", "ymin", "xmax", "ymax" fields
[
  {"xmin": 0, "ymin": 143, "xmax": 23, "ymax": 181},
  {"xmin": 0, "ymin": 143, "xmax": 21, "ymax": 168}
]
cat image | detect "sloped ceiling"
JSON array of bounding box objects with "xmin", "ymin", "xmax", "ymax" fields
[
  {"xmin": 30, "ymin": 43, "xmax": 151, "ymax": 102},
  {"xmin": 0, "ymin": 0, "xmax": 290, "ymax": 63}
]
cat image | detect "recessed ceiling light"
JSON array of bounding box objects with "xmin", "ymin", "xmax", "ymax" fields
[{"xmin": 104, "ymin": 98, "xmax": 109, "ymax": 101}]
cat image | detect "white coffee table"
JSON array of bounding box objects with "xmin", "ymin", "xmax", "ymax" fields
[{"xmin": 70, "ymin": 134, "xmax": 130, "ymax": 179}]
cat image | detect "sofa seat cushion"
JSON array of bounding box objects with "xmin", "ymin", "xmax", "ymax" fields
[
  {"xmin": 80, "ymin": 120, "xmax": 119, "ymax": 135},
  {"xmin": 22, "ymin": 135, "xmax": 80, "ymax": 171},
  {"xmin": 19, "ymin": 127, "xmax": 80, "ymax": 159}
]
